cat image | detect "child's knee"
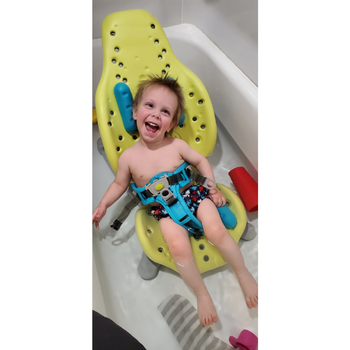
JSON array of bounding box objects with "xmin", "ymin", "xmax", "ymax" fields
[
  {"xmin": 167, "ymin": 236, "xmax": 191, "ymax": 259},
  {"xmin": 205, "ymin": 222, "xmax": 229, "ymax": 246}
]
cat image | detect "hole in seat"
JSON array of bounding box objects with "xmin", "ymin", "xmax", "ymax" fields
[
  {"xmin": 110, "ymin": 31, "xmax": 115, "ymax": 36},
  {"xmin": 158, "ymin": 247, "xmax": 164, "ymax": 252},
  {"xmin": 151, "ymin": 24, "xmax": 155, "ymax": 29},
  {"xmin": 154, "ymin": 39, "xmax": 159, "ymax": 44}
]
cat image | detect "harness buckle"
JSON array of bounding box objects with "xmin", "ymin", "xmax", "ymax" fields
[
  {"xmin": 201, "ymin": 177, "xmax": 216, "ymax": 190},
  {"xmin": 145, "ymin": 175, "xmax": 170, "ymax": 196},
  {"xmin": 160, "ymin": 189, "xmax": 177, "ymax": 205},
  {"xmin": 144, "ymin": 175, "xmax": 178, "ymax": 205},
  {"xmin": 190, "ymin": 173, "xmax": 216, "ymax": 190}
]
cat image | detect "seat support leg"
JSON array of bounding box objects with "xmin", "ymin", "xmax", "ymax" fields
[
  {"xmin": 240, "ymin": 221, "xmax": 257, "ymax": 241},
  {"xmin": 138, "ymin": 252, "xmax": 161, "ymax": 280}
]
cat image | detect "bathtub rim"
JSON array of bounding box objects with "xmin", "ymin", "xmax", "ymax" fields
[{"xmin": 163, "ymin": 23, "xmax": 258, "ymax": 172}]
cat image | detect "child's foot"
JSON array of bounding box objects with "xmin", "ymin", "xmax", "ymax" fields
[
  {"xmin": 197, "ymin": 292, "xmax": 218, "ymax": 326},
  {"xmin": 236, "ymin": 268, "xmax": 258, "ymax": 308}
]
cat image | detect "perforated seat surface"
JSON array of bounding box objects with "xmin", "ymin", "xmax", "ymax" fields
[
  {"xmin": 96, "ymin": 10, "xmax": 217, "ymax": 174},
  {"xmin": 135, "ymin": 184, "xmax": 247, "ymax": 274}
]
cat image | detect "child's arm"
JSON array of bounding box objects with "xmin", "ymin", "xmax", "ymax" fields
[
  {"xmin": 177, "ymin": 140, "xmax": 226, "ymax": 207},
  {"xmin": 92, "ymin": 152, "xmax": 132, "ymax": 229}
]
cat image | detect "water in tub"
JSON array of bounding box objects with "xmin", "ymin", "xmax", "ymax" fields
[{"xmin": 93, "ymin": 26, "xmax": 258, "ymax": 350}]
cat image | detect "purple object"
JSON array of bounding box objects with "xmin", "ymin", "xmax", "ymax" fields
[{"xmin": 229, "ymin": 330, "xmax": 258, "ymax": 350}]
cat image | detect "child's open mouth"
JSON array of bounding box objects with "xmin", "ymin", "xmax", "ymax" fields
[{"xmin": 145, "ymin": 122, "xmax": 159, "ymax": 133}]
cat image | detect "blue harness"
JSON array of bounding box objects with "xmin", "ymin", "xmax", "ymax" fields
[
  {"xmin": 111, "ymin": 83, "xmax": 236, "ymax": 235},
  {"xmin": 132, "ymin": 162, "xmax": 237, "ymax": 236}
]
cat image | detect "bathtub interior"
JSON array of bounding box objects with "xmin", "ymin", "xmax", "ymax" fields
[{"xmin": 93, "ymin": 24, "xmax": 258, "ymax": 350}]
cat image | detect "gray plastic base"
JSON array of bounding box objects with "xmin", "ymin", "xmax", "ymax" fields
[
  {"xmin": 97, "ymin": 138, "xmax": 116, "ymax": 175},
  {"xmin": 137, "ymin": 252, "xmax": 161, "ymax": 280},
  {"xmin": 240, "ymin": 221, "xmax": 257, "ymax": 241}
]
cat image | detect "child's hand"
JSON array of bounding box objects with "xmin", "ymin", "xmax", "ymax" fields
[
  {"xmin": 92, "ymin": 204, "xmax": 107, "ymax": 230},
  {"xmin": 208, "ymin": 187, "xmax": 226, "ymax": 207}
]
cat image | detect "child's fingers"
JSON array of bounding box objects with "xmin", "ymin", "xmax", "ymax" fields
[
  {"xmin": 209, "ymin": 193, "xmax": 226, "ymax": 207},
  {"xmin": 92, "ymin": 211, "xmax": 101, "ymax": 229},
  {"xmin": 217, "ymin": 199, "xmax": 226, "ymax": 207}
]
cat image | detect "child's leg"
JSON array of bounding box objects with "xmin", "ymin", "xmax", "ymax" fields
[
  {"xmin": 197, "ymin": 199, "xmax": 258, "ymax": 308},
  {"xmin": 159, "ymin": 217, "xmax": 218, "ymax": 326}
]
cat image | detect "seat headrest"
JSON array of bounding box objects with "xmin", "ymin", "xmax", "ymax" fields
[{"xmin": 96, "ymin": 9, "xmax": 217, "ymax": 174}]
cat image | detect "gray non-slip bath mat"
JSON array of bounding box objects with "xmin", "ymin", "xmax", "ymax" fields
[{"xmin": 158, "ymin": 294, "xmax": 233, "ymax": 350}]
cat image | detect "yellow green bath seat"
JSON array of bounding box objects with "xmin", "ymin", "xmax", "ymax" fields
[{"xmin": 95, "ymin": 10, "xmax": 248, "ymax": 276}]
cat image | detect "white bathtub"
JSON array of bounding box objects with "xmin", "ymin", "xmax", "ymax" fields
[{"xmin": 93, "ymin": 23, "xmax": 258, "ymax": 350}]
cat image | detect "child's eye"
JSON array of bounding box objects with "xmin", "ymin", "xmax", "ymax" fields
[
  {"xmin": 162, "ymin": 109, "xmax": 170, "ymax": 115},
  {"xmin": 146, "ymin": 103, "xmax": 153, "ymax": 108}
]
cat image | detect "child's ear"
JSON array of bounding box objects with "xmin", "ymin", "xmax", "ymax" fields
[{"xmin": 132, "ymin": 107, "xmax": 137, "ymax": 120}]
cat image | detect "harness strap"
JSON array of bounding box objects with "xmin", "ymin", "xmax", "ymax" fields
[
  {"xmin": 131, "ymin": 162, "xmax": 216, "ymax": 236},
  {"xmin": 139, "ymin": 171, "xmax": 189, "ymax": 199},
  {"xmin": 190, "ymin": 173, "xmax": 216, "ymax": 190}
]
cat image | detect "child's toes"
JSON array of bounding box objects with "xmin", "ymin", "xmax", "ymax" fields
[
  {"xmin": 246, "ymin": 296, "xmax": 258, "ymax": 309},
  {"xmin": 200, "ymin": 314, "xmax": 216, "ymax": 326},
  {"xmin": 207, "ymin": 316, "xmax": 213, "ymax": 325},
  {"xmin": 200, "ymin": 316, "xmax": 208, "ymax": 326},
  {"xmin": 246, "ymin": 298, "xmax": 254, "ymax": 309}
]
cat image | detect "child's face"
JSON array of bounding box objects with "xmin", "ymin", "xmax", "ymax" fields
[{"xmin": 133, "ymin": 86, "xmax": 178, "ymax": 142}]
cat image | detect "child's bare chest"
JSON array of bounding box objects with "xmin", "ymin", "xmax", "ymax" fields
[{"xmin": 130, "ymin": 147, "xmax": 184, "ymax": 187}]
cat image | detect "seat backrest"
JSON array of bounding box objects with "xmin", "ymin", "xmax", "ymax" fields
[{"xmin": 96, "ymin": 10, "xmax": 217, "ymax": 174}]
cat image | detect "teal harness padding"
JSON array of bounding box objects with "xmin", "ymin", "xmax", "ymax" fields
[
  {"xmin": 132, "ymin": 162, "xmax": 203, "ymax": 236},
  {"xmin": 132, "ymin": 162, "xmax": 237, "ymax": 236}
]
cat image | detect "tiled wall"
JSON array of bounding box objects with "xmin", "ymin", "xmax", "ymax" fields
[{"xmin": 93, "ymin": 0, "xmax": 258, "ymax": 85}]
